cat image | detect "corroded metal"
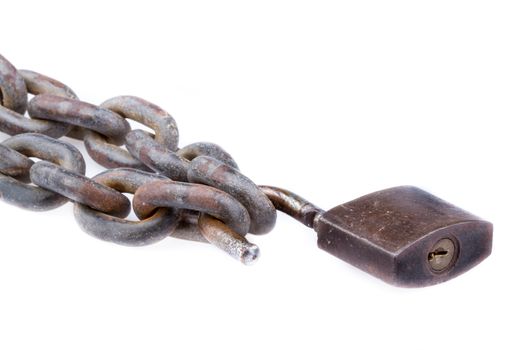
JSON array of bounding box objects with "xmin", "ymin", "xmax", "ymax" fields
[
  {"xmin": 73, "ymin": 168, "xmax": 179, "ymax": 246},
  {"xmin": 177, "ymin": 142, "xmax": 239, "ymax": 170},
  {"xmin": 84, "ymin": 96, "xmax": 178, "ymax": 169},
  {"xmin": 30, "ymin": 161, "xmax": 131, "ymax": 218},
  {"xmin": 133, "ymin": 179, "xmax": 251, "ymax": 235},
  {"xmin": 0, "ymin": 144, "xmax": 34, "ymax": 177},
  {"xmin": 0, "ymin": 133, "xmax": 85, "ymax": 210},
  {"xmin": 125, "ymin": 130, "xmax": 243, "ymax": 181},
  {"xmin": 170, "ymin": 210, "xmax": 208, "ymax": 242},
  {"xmin": 101, "ymin": 96, "xmax": 179, "ymax": 150},
  {"xmin": 198, "ymin": 214, "xmax": 259, "ymax": 265},
  {"xmin": 28, "ymin": 95, "xmax": 131, "ymax": 145},
  {"xmin": 84, "ymin": 130, "xmax": 150, "ymax": 170},
  {"xmin": 80, "ymin": 197, "xmax": 203, "ymax": 243},
  {"xmin": 0, "ymin": 54, "xmax": 27, "ymax": 114},
  {"xmin": 19, "ymin": 69, "xmax": 85, "ymax": 140},
  {"xmin": 0, "ymin": 104, "xmax": 72, "ymax": 138},
  {"xmin": 125, "ymin": 129, "xmax": 189, "ymax": 181},
  {"xmin": 18, "ymin": 70, "xmax": 78, "ymax": 99},
  {"xmin": 259, "ymin": 185, "xmax": 324, "ymax": 228},
  {"xmin": 188, "ymin": 156, "xmax": 276, "ymax": 235},
  {"xmin": 0, "ymin": 61, "xmax": 77, "ymax": 138},
  {"xmin": 133, "ymin": 178, "xmax": 260, "ymax": 263},
  {"xmin": 314, "ymin": 186, "xmax": 493, "ymax": 287}
]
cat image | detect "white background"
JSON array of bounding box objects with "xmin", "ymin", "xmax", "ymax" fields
[{"xmin": 1, "ymin": 1, "xmax": 523, "ymax": 349}]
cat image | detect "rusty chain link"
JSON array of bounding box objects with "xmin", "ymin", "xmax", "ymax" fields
[{"xmin": 0, "ymin": 53, "xmax": 323, "ymax": 264}]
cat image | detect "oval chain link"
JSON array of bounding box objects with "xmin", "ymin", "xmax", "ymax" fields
[
  {"xmin": 84, "ymin": 95, "xmax": 179, "ymax": 170},
  {"xmin": 0, "ymin": 133, "xmax": 86, "ymax": 210}
]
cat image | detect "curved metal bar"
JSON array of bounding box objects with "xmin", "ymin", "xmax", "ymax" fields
[
  {"xmin": 73, "ymin": 168, "xmax": 179, "ymax": 246},
  {"xmin": 0, "ymin": 133, "xmax": 85, "ymax": 210},
  {"xmin": 83, "ymin": 96, "xmax": 179, "ymax": 169},
  {"xmin": 0, "ymin": 54, "xmax": 27, "ymax": 114},
  {"xmin": 30, "ymin": 161, "xmax": 131, "ymax": 218},
  {"xmin": 28, "ymin": 95, "xmax": 131, "ymax": 145},
  {"xmin": 188, "ymin": 156, "xmax": 276, "ymax": 235},
  {"xmin": 0, "ymin": 59, "xmax": 80, "ymax": 138},
  {"xmin": 133, "ymin": 179, "xmax": 251, "ymax": 235},
  {"xmin": 177, "ymin": 142, "xmax": 239, "ymax": 170},
  {"xmin": 125, "ymin": 129, "xmax": 189, "ymax": 181},
  {"xmin": 18, "ymin": 69, "xmax": 78, "ymax": 99},
  {"xmin": 101, "ymin": 96, "xmax": 179, "ymax": 150},
  {"xmin": 84, "ymin": 130, "xmax": 150, "ymax": 170},
  {"xmin": 0, "ymin": 143, "xmax": 34, "ymax": 177},
  {"xmin": 198, "ymin": 214, "xmax": 259, "ymax": 265},
  {"xmin": 259, "ymin": 185, "xmax": 324, "ymax": 228}
]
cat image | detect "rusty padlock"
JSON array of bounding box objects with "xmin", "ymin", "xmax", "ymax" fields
[{"xmin": 262, "ymin": 185, "xmax": 492, "ymax": 287}]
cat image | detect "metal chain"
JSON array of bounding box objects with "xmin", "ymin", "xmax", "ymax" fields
[{"xmin": 0, "ymin": 53, "xmax": 323, "ymax": 264}]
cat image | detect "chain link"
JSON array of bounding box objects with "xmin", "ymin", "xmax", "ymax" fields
[
  {"xmin": 73, "ymin": 168, "xmax": 179, "ymax": 246},
  {"xmin": 0, "ymin": 53, "xmax": 322, "ymax": 264}
]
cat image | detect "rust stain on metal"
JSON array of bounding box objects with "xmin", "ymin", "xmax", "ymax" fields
[
  {"xmin": 125, "ymin": 129, "xmax": 189, "ymax": 181},
  {"xmin": 188, "ymin": 156, "xmax": 276, "ymax": 235},
  {"xmin": 84, "ymin": 95, "xmax": 179, "ymax": 169},
  {"xmin": 0, "ymin": 54, "xmax": 27, "ymax": 114},
  {"xmin": 30, "ymin": 161, "xmax": 131, "ymax": 218},
  {"xmin": 259, "ymin": 185, "xmax": 324, "ymax": 228},
  {"xmin": 0, "ymin": 144, "xmax": 34, "ymax": 177},
  {"xmin": 73, "ymin": 168, "xmax": 179, "ymax": 246},
  {"xmin": 28, "ymin": 95, "xmax": 131, "ymax": 145},
  {"xmin": 0, "ymin": 133, "xmax": 85, "ymax": 210},
  {"xmin": 18, "ymin": 69, "xmax": 78, "ymax": 99},
  {"xmin": 198, "ymin": 214, "xmax": 259, "ymax": 265},
  {"xmin": 134, "ymin": 179, "xmax": 251, "ymax": 235}
]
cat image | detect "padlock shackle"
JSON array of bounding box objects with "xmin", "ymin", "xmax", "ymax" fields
[{"xmin": 259, "ymin": 185, "xmax": 324, "ymax": 228}]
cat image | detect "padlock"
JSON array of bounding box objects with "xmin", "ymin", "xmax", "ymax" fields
[
  {"xmin": 261, "ymin": 185, "xmax": 492, "ymax": 287},
  {"xmin": 314, "ymin": 186, "xmax": 492, "ymax": 287}
]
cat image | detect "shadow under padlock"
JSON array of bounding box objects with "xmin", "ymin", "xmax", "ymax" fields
[{"xmin": 262, "ymin": 185, "xmax": 493, "ymax": 287}]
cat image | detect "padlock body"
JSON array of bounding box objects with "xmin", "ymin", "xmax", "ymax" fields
[{"xmin": 314, "ymin": 186, "xmax": 492, "ymax": 287}]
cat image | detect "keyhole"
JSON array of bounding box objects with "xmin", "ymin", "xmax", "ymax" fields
[
  {"xmin": 428, "ymin": 238, "xmax": 456, "ymax": 273},
  {"xmin": 428, "ymin": 249, "xmax": 448, "ymax": 261}
]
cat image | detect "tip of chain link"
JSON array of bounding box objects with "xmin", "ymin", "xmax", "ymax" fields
[{"xmin": 240, "ymin": 244, "xmax": 260, "ymax": 265}]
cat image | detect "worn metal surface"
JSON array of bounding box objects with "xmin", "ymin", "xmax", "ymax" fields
[
  {"xmin": 170, "ymin": 210, "xmax": 208, "ymax": 242},
  {"xmin": 18, "ymin": 70, "xmax": 78, "ymax": 99},
  {"xmin": 188, "ymin": 156, "xmax": 276, "ymax": 235},
  {"xmin": 0, "ymin": 65, "xmax": 79, "ymax": 138},
  {"xmin": 0, "ymin": 133, "xmax": 85, "ymax": 210},
  {"xmin": 133, "ymin": 179, "xmax": 251, "ymax": 235},
  {"xmin": 198, "ymin": 214, "xmax": 259, "ymax": 265},
  {"xmin": 125, "ymin": 130, "xmax": 244, "ymax": 181},
  {"xmin": 28, "ymin": 95, "xmax": 131, "ymax": 145},
  {"xmin": 0, "ymin": 54, "xmax": 27, "ymax": 114},
  {"xmin": 30, "ymin": 161, "xmax": 131, "ymax": 217},
  {"xmin": 132, "ymin": 178, "xmax": 260, "ymax": 262},
  {"xmin": 84, "ymin": 130, "xmax": 150, "ymax": 170},
  {"xmin": 259, "ymin": 185, "xmax": 324, "ymax": 228},
  {"xmin": 84, "ymin": 96, "xmax": 178, "ymax": 169},
  {"xmin": 125, "ymin": 129, "xmax": 189, "ymax": 180},
  {"xmin": 0, "ymin": 144, "xmax": 34, "ymax": 177},
  {"xmin": 73, "ymin": 168, "xmax": 179, "ymax": 246},
  {"xmin": 102, "ymin": 96, "xmax": 179, "ymax": 150},
  {"xmin": 0, "ymin": 104, "xmax": 72, "ymax": 137},
  {"xmin": 314, "ymin": 186, "xmax": 493, "ymax": 287},
  {"xmin": 177, "ymin": 142, "xmax": 239, "ymax": 170},
  {"xmin": 20, "ymin": 69, "xmax": 86, "ymax": 140}
]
